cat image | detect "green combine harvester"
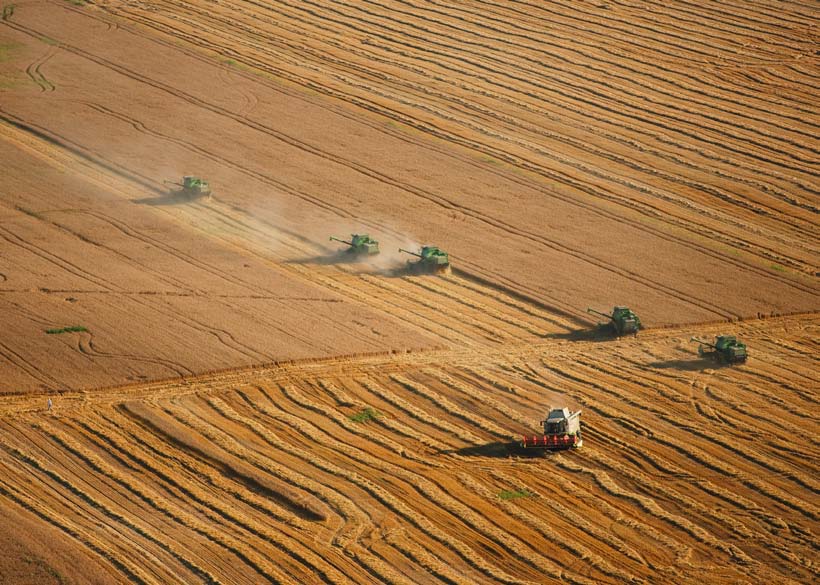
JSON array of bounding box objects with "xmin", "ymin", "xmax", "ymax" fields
[
  {"xmin": 691, "ymin": 335, "xmax": 748, "ymax": 364},
  {"xmin": 329, "ymin": 234, "xmax": 380, "ymax": 255},
  {"xmin": 165, "ymin": 176, "xmax": 212, "ymax": 198},
  {"xmin": 587, "ymin": 306, "xmax": 642, "ymax": 336},
  {"xmin": 399, "ymin": 246, "xmax": 451, "ymax": 274}
]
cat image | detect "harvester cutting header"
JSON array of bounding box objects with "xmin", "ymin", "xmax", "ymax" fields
[
  {"xmin": 399, "ymin": 246, "xmax": 451, "ymax": 274},
  {"xmin": 587, "ymin": 306, "xmax": 642, "ymax": 336},
  {"xmin": 521, "ymin": 407, "xmax": 582, "ymax": 451},
  {"xmin": 330, "ymin": 234, "xmax": 380, "ymax": 255}
]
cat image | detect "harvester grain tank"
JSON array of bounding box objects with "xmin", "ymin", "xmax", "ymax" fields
[
  {"xmin": 587, "ymin": 306, "xmax": 642, "ymax": 336},
  {"xmin": 521, "ymin": 407, "xmax": 582, "ymax": 450},
  {"xmin": 329, "ymin": 234, "xmax": 380, "ymax": 255},
  {"xmin": 165, "ymin": 176, "xmax": 211, "ymax": 198},
  {"xmin": 691, "ymin": 335, "xmax": 748, "ymax": 364},
  {"xmin": 399, "ymin": 246, "xmax": 451, "ymax": 274}
]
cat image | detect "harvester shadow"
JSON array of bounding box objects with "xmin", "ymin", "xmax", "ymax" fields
[
  {"xmin": 286, "ymin": 251, "xmax": 363, "ymax": 266},
  {"xmin": 540, "ymin": 328, "xmax": 620, "ymax": 343},
  {"xmin": 649, "ymin": 358, "xmax": 726, "ymax": 371},
  {"xmin": 132, "ymin": 191, "xmax": 209, "ymax": 206},
  {"xmin": 442, "ymin": 442, "xmax": 547, "ymax": 459},
  {"xmin": 285, "ymin": 254, "xmax": 409, "ymax": 277}
]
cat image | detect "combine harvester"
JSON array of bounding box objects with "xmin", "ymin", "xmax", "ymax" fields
[
  {"xmin": 329, "ymin": 234, "xmax": 380, "ymax": 255},
  {"xmin": 399, "ymin": 246, "xmax": 451, "ymax": 274},
  {"xmin": 165, "ymin": 176, "xmax": 212, "ymax": 199},
  {"xmin": 521, "ymin": 407, "xmax": 582, "ymax": 451},
  {"xmin": 691, "ymin": 335, "xmax": 748, "ymax": 364},
  {"xmin": 587, "ymin": 306, "xmax": 642, "ymax": 336}
]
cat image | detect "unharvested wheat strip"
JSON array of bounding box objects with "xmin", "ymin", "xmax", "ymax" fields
[
  {"xmin": 446, "ymin": 274, "xmax": 574, "ymax": 328},
  {"xmin": 423, "ymin": 368, "xmax": 539, "ymax": 428},
  {"xmin": 542, "ymin": 468, "xmax": 694, "ymax": 563},
  {"xmin": 301, "ymin": 380, "xmax": 451, "ymax": 451},
  {"xmin": 698, "ymin": 369, "xmax": 813, "ymax": 428},
  {"xmin": 275, "ymin": 384, "xmax": 439, "ymax": 466},
  {"xmin": 31, "ymin": 420, "xmax": 298, "ymax": 584},
  {"xmin": 584, "ymin": 446, "xmax": 758, "ymax": 541},
  {"xmin": 317, "ymin": 378, "xmax": 359, "ymax": 406},
  {"xmin": 382, "ymin": 527, "xmax": 481, "ymax": 585},
  {"xmin": 724, "ymin": 364, "xmax": 820, "ymax": 406},
  {"xmin": 582, "ymin": 354, "xmax": 693, "ymax": 403},
  {"xmin": 705, "ymin": 383, "xmax": 818, "ymax": 432},
  {"xmin": 116, "ymin": 401, "xmax": 335, "ymax": 530},
  {"xmin": 659, "ymin": 414, "xmax": 820, "ymax": 498},
  {"xmin": 557, "ymin": 454, "xmax": 753, "ymax": 565},
  {"xmin": 528, "ymin": 372, "xmax": 794, "ymax": 531},
  {"xmin": 464, "ymin": 365, "xmax": 550, "ymax": 400},
  {"xmin": 359, "ymin": 274, "xmax": 504, "ymax": 342},
  {"xmin": 0, "ymin": 437, "xmax": 211, "ymax": 584},
  {"xmin": 159, "ymin": 400, "xmax": 373, "ymax": 550},
  {"xmin": 0, "ymin": 471, "xmax": 157, "ymax": 585},
  {"xmin": 458, "ymin": 473, "xmax": 639, "ymax": 584},
  {"xmin": 341, "ymin": 381, "xmax": 451, "ymax": 450},
  {"xmin": 76, "ymin": 412, "xmax": 310, "ymax": 530},
  {"xmin": 596, "ymin": 351, "xmax": 820, "ymax": 430},
  {"xmin": 209, "ymin": 395, "xmax": 534, "ymax": 585},
  {"xmin": 217, "ymin": 395, "xmax": 530, "ymax": 582},
  {"xmin": 291, "ymin": 265, "xmax": 474, "ymax": 345},
  {"xmin": 287, "ymin": 265, "xmax": 469, "ymax": 345},
  {"xmin": 235, "ymin": 394, "xmax": 594, "ymax": 583},
  {"xmin": 300, "ymin": 0, "xmax": 812, "ymax": 220},
  {"xmin": 389, "ymin": 374, "xmax": 513, "ymax": 439},
  {"xmin": 558, "ymin": 390, "xmax": 807, "ymax": 534},
  {"xmin": 400, "ymin": 277, "xmax": 533, "ymax": 339},
  {"xmin": 553, "ymin": 361, "xmax": 820, "ymax": 516},
  {"xmin": 582, "ymin": 442, "xmax": 818, "ymax": 576},
  {"xmin": 406, "ymin": 277, "xmax": 544, "ymax": 336},
  {"xmin": 0, "ymin": 425, "xmax": 203, "ymax": 581},
  {"xmin": 345, "ymin": 544, "xmax": 419, "ymax": 585},
  {"xmin": 491, "ymin": 469, "xmax": 647, "ymax": 565},
  {"xmin": 360, "ymin": 378, "xmax": 482, "ymax": 444}
]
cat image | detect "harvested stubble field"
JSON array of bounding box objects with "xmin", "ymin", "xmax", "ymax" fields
[{"xmin": 0, "ymin": 0, "xmax": 817, "ymax": 584}]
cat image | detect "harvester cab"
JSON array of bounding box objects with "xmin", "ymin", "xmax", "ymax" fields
[
  {"xmin": 521, "ymin": 407, "xmax": 582, "ymax": 450},
  {"xmin": 587, "ymin": 306, "xmax": 642, "ymax": 336},
  {"xmin": 329, "ymin": 234, "xmax": 380, "ymax": 255},
  {"xmin": 691, "ymin": 335, "xmax": 748, "ymax": 364},
  {"xmin": 398, "ymin": 245, "xmax": 451, "ymax": 274}
]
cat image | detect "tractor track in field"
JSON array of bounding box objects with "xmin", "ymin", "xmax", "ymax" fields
[
  {"xmin": 24, "ymin": 45, "xmax": 56, "ymax": 92},
  {"xmin": 0, "ymin": 98, "xmax": 782, "ymax": 330},
  {"xmin": 0, "ymin": 104, "xmax": 587, "ymax": 351},
  {"xmin": 14, "ymin": 2, "xmax": 820, "ymax": 282},
  {"xmin": 96, "ymin": 5, "xmax": 820, "ymax": 276},
  {"xmin": 0, "ymin": 314, "xmax": 816, "ymax": 584}
]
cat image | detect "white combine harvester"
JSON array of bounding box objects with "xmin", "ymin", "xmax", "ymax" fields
[{"xmin": 521, "ymin": 407, "xmax": 582, "ymax": 450}]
